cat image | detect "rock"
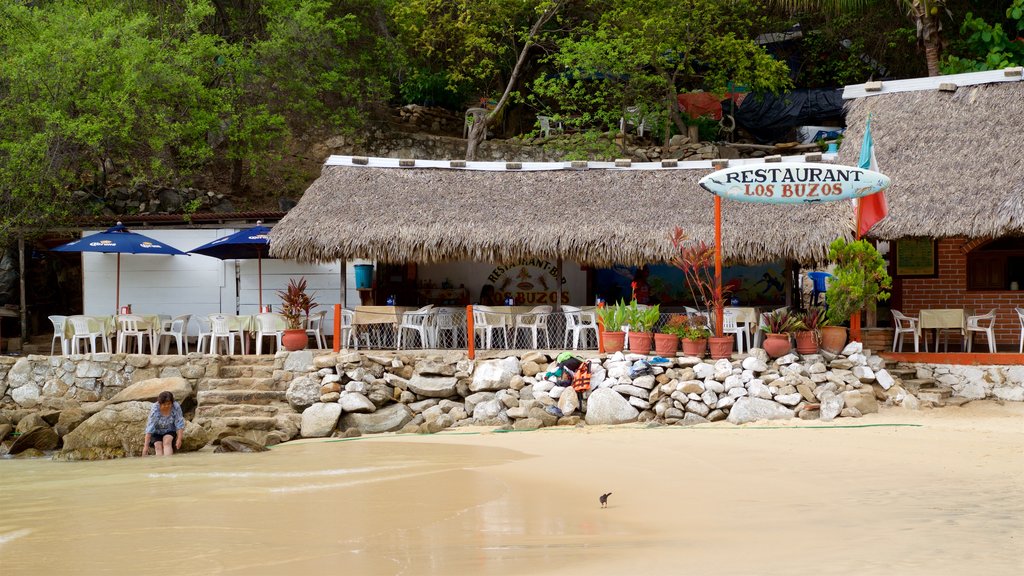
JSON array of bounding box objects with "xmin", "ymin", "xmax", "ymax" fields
[
  {"xmin": 470, "ymin": 357, "xmax": 521, "ymax": 392},
  {"xmin": 338, "ymin": 392, "xmax": 376, "ymax": 413},
  {"xmin": 775, "ymin": 393, "xmax": 802, "ymax": 407},
  {"xmin": 558, "ymin": 387, "xmax": 580, "ymax": 416},
  {"xmin": 0, "ymin": 423, "xmax": 11, "ymax": 442},
  {"xmin": 283, "ymin": 350, "xmax": 314, "ymax": 372},
  {"xmin": 775, "ymin": 353, "xmax": 799, "ymax": 365},
  {"xmin": 901, "ymin": 393, "xmax": 921, "ymax": 410},
  {"xmin": 693, "ymin": 363, "xmax": 715, "ymax": 379},
  {"xmin": 424, "ymin": 414, "xmax": 455, "ymax": 433},
  {"xmin": 11, "ymin": 383, "xmax": 40, "ymax": 407},
  {"xmin": 631, "ymin": 375, "xmax": 657, "ymax": 390},
  {"xmin": 406, "ymin": 375, "xmax": 458, "ymax": 398},
  {"xmin": 8, "ymin": 426, "xmax": 59, "ymax": 454},
  {"xmin": 874, "ymin": 369, "xmax": 895, "ymax": 390},
  {"xmin": 415, "ymin": 358, "xmax": 455, "ymax": 377},
  {"xmin": 612, "ymin": 384, "xmax": 649, "ymax": 399},
  {"xmin": 109, "ymin": 376, "xmax": 194, "ymax": 405},
  {"xmin": 521, "ymin": 361, "xmax": 542, "ymax": 377},
  {"xmin": 529, "ymin": 406, "xmax": 558, "ymax": 427},
  {"xmin": 684, "ymin": 400, "xmax": 709, "ymax": 417},
  {"xmin": 852, "ymin": 366, "xmax": 875, "ymax": 382},
  {"xmin": 726, "ymin": 397, "xmax": 794, "ymax": 424},
  {"xmin": 742, "ymin": 357, "xmax": 768, "ymax": 372},
  {"xmin": 59, "ymin": 401, "xmax": 208, "ymax": 459},
  {"xmin": 680, "ymin": 413, "xmax": 710, "ymax": 426},
  {"xmin": 15, "ymin": 413, "xmax": 50, "ymax": 434},
  {"xmin": 464, "ymin": 391, "xmax": 495, "ymax": 415},
  {"xmin": 841, "ymin": 390, "xmax": 878, "ymax": 414},
  {"xmin": 472, "ymin": 399, "xmax": 506, "ymax": 421},
  {"xmin": 319, "ymin": 392, "xmax": 341, "ymax": 403},
  {"xmin": 300, "ymin": 403, "xmax": 343, "ymax": 437},
  {"xmin": 748, "ymin": 348, "xmax": 770, "ymax": 364},
  {"xmin": 840, "ymin": 407, "xmax": 863, "ymax": 418},
  {"xmin": 584, "ymin": 388, "xmax": 639, "ymax": 425},
  {"xmin": 707, "ymin": 409, "xmax": 726, "ymax": 422},
  {"xmin": 54, "ymin": 408, "xmax": 88, "ymax": 437},
  {"xmin": 339, "ymin": 403, "xmax": 414, "ymax": 434},
  {"xmin": 320, "ymin": 382, "xmax": 342, "ymax": 394},
  {"xmin": 841, "ymin": 341, "xmax": 863, "ymax": 356},
  {"xmin": 285, "ymin": 376, "xmax": 320, "ymax": 411},
  {"xmin": 513, "ymin": 417, "xmax": 543, "ymax": 431},
  {"xmin": 819, "ymin": 394, "xmax": 845, "ymax": 422},
  {"xmin": 214, "ymin": 436, "xmax": 269, "ymax": 453}
]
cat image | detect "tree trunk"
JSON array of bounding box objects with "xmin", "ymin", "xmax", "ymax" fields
[
  {"xmin": 924, "ymin": 37, "xmax": 941, "ymax": 76},
  {"xmin": 466, "ymin": 119, "xmax": 487, "ymax": 161}
]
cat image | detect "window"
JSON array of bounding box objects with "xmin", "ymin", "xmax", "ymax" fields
[{"xmin": 966, "ymin": 238, "xmax": 1024, "ymax": 291}]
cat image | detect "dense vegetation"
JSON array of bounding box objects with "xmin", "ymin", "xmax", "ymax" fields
[{"xmin": 1, "ymin": 0, "xmax": 1021, "ymax": 245}]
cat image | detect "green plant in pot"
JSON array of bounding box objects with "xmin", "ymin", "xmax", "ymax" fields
[
  {"xmin": 758, "ymin": 308, "xmax": 801, "ymax": 359},
  {"xmin": 278, "ymin": 277, "xmax": 318, "ymax": 351},
  {"xmin": 596, "ymin": 300, "xmax": 627, "ymax": 353},
  {"xmin": 626, "ymin": 301, "xmax": 661, "ymax": 355},
  {"xmin": 823, "ymin": 238, "xmax": 892, "ymax": 352},
  {"xmin": 670, "ymin": 228, "xmax": 731, "ymax": 359},
  {"xmin": 794, "ymin": 306, "xmax": 829, "ymax": 355},
  {"xmin": 655, "ymin": 314, "xmax": 684, "ymax": 356},
  {"xmin": 663, "ymin": 313, "xmax": 710, "ymax": 357}
]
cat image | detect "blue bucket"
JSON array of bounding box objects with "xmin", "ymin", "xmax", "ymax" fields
[{"xmin": 354, "ymin": 264, "xmax": 374, "ymax": 290}]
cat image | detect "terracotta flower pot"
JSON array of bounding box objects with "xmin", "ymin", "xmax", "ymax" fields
[
  {"xmin": 281, "ymin": 329, "xmax": 308, "ymax": 351},
  {"xmin": 762, "ymin": 333, "xmax": 792, "ymax": 358},
  {"xmin": 794, "ymin": 330, "xmax": 819, "ymax": 355},
  {"xmin": 820, "ymin": 326, "xmax": 848, "ymax": 354},
  {"xmin": 629, "ymin": 332, "xmax": 654, "ymax": 356},
  {"xmin": 681, "ymin": 337, "xmax": 707, "ymax": 357},
  {"xmin": 602, "ymin": 331, "xmax": 625, "ymax": 353},
  {"xmin": 654, "ymin": 333, "xmax": 679, "ymax": 356},
  {"xmin": 708, "ymin": 336, "xmax": 733, "ymax": 360}
]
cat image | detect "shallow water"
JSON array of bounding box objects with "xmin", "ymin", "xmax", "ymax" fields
[{"xmin": 0, "ymin": 439, "xmax": 549, "ymax": 575}]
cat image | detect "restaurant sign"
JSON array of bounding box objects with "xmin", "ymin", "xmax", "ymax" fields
[
  {"xmin": 487, "ymin": 260, "xmax": 568, "ymax": 305},
  {"xmin": 698, "ymin": 162, "xmax": 890, "ymax": 204}
]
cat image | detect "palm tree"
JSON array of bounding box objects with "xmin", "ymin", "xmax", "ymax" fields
[{"xmin": 776, "ymin": 1, "xmax": 949, "ymax": 76}]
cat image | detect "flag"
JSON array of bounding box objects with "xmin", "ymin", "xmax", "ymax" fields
[{"xmin": 856, "ymin": 115, "xmax": 888, "ymax": 238}]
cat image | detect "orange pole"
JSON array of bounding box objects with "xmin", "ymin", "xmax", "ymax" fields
[
  {"xmin": 333, "ymin": 303, "xmax": 341, "ymax": 352},
  {"xmin": 466, "ymin": 304, "xmax": 475, "ymax": 360},
  {"xmin": 714, "ymin": 195, "xmax": 723, "ymax": 336},
  {"xmin": 850, "ymin": 202, "xmax": 863, "ymax": 342},
  {"xmin": 597, "ymin": 301, "xmax": 605, "ymax": 353}
]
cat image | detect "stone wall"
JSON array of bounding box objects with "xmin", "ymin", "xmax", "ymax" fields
[{"xmin": 2, "ymin": 347, "xmax": 1021, "ymax": 459}]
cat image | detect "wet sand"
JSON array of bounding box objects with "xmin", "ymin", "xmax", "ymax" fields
[{"xmin": 1, "ymin": 401, "xmax": 1022, "ymax": 575}]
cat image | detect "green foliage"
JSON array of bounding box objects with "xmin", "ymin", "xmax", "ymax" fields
[
  {"xmin": 941, "ymin": 0, "xmax": 1024, "ymax": 73},
  {"xmin": 596, "ymin": 300, "xmax": 627, "ymax": 332},
  {"xmin": 277, "ymin": 277, "xmax": 319, "ymax": 329},
  {"xmin": 633, "ymin": 303, "xmax": 662, "ymax": 334},
  {"xmin": 760, "ymin": 308, "xmax": 803, "ymax": 334},
  {"xmin": 661, "ymin": 313, "xmax": 710, "ymax": 340},
  {"xmin": 824, "ymin": 238, "xmax": 893, "ymax": 326}
]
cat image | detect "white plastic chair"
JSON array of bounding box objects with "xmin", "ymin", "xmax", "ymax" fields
[
  {"xmin": 396, "ymin": 305, "xmax": 433, "ymax": 349},
  {"xmin": 1016, "ymin": 308, "xmax": 1024, "ymax": 354},
  {"xmin": 48, "ymin": 315, "xmax": 68, "ymax": 356},
  {"xmin": 158, "ymin": 314, "xmax": 191, "ymax": 354},
  {"xmin": 891, "ymin": 310, "xmax": 920, "ymax": 352},
  {"xmin": 68, "ymin": 316, "xmax": 108, "ymax": 354},
  {"xmin": 209, "ymin": 314, "xmax": 243, "ymax": 355},
  {"xmin": 722, "ymin": 309, "xmax": 748, "ymax": 354},
  {"xmin": 620, "ymin": 105, "xmax": 646, "ymax": 137},
  {"xmin": 431, "ymin": 307, "xmax": 463, "ymax": 348},
  {"xmin": 116, "ymin": 314, "xmax": 151, "ymax": 354},
  {"xmin": 305, "ymin": 310, "xmax": 328, "ymax": 350},
  {"xmin": 255, "ymin": 313, "xmax": 284, "ymax": 355},
  {"xmin": 195, "ymin": 315, "xmax": 212, "ymax": 354},
  {"xmin": 340, "ymin": 308, "xmax": 358, "ymax": 350},
  {"xmin": 514, "ymin": 306, "xmax": 552, "ymax": 349},
  {"xmin": 965, "ymin": 309, "xmax": 997, "ymax": 353},
  {"xmin": 472, "ymin": 305, "xmax": 509, "ymax": 349},
  {"xmin": 562, "ymin": 305, "xmax": 598, "ymax": 350}
]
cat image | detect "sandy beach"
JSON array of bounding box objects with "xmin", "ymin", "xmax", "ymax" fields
[{"xmin": 1, "ymin": 401, "xmax": 1022, "ymax": 575}]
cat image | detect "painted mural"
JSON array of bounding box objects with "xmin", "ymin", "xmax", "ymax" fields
[
  {"xmin": 593, "ymin": 262, "xmax": 786, "ymax": 307},
  {"xmin": 485, "ymin": 260, "xmax": 569, "ymax": 305}
]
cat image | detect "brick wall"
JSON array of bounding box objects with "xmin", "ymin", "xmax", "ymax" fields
[{"xmin": 899, "ymin": 237, "xmax": 1024, "ymax": 346}]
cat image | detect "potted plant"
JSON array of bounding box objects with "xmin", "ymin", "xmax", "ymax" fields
[
  {"xmin": 596, "ymin": 300, "xmax": 627, "ymax": 353},
  {"xmin": 794, "ymin": 306, "xmax": 828, "ymax": 355},
  {"xmin": 664, "ymin": 313, "xmax": 710, "ymax": 357},
  {"xmin": 670, "ymin": 228, "xmax": 732, "ymax": 359},
  {"xmin": 823, "ymin": 238, "xmax": 892, "ymax": 352},
  {"xmin": 627, "ymin": 301, "xmax": 661, "ymax": 355},
  {"xmin": 758, "ymin": 308, "xmax": 801, "ymax": 358},
  {"xmin": 655, "ymin": 314, "xmax": 684, "ymax": 356},
  {"xmin": 278, "ymin": 277, "xmax": 318, "ymax": 351}
]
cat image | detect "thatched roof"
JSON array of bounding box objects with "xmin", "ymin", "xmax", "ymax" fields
[
  {"xmin": 270, "ymin": 157, "xmax": 852, "ymax": 266},
  {"xmin": 840, "ymin": 73, "xmax": 1024, "ymax": 240}
]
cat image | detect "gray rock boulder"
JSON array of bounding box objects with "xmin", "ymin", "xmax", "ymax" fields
[
  {"xmin": 558, "ymin": 387, "xmax": 580, "ymax": 416},
  {"xmin": 584, "ymin": 388, "xmax": 640, "ymax": 425},
  {"xmin": 339, "ymin": 403, "xmax": 414, "ymax": 434},
  {"xmin": 59, "ymin": 401, "xmax": 208, "ymax": 459},
  {"xmin": 472, "ymin": 399, "xmax": 505, "ymax": 421},
  {"xmin": 820, "ymin": 394, "xmax": 845, "ymax": 421},
  {"xmin": 406, "ymin": 375, "xmax": 458, "ymax": 398},
  {"xmin": 300, "ymin": 403, "xmax": 342, "ymax": 437},
  {"xmin": 285, "ymin": 376, "xmax": 321, "ymax": 411},
  {"xmin": 470, "ymin": 357, "xmax": 521, "ymax": 392},
  {"xmin": 214, "ymin": 436, "xmax": 269, "ymax": 453},
  {"xmin": 9, "ymin": 426, "xmax": 59, "ymax": 454},
  {"xmin": 726, "ymin": 397, "xmax": 795, "ymax": 425},
  {"xmin": 109, "ymin": 377, "xmax": 192, "ymax": 404},
  {"xmin": 338, "ymin": 392, "xmax": 376, "ymax": 413}
]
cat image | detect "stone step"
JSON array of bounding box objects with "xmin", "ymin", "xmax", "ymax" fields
[
  {"xmin": 216, "ymin": 364, "xmax": 277, "ymax": 378},
  {"xmin": 918, "ymin": 386, "xmax": 954, "ymax": 399},
  {"xmin": 195, "ymin": 404, "xmax": 288, "ymax": 419},
  {"xmin": 194, "ymin": 415, "xmax": 280, "ymax": 431},
  {"xmin": 197, "ymin": 389, "xmax": 287, "ymax": 406},
  {"xmin": 197, "ymin": 377, "xmax": 282, "ymax": 392},
  {"xmin": 899, "ymin": 378, "xmax": 936, "ymax": 392},
  {"xmin": 887, "ymin": 367, "xmax": 918, "ymax": 379}
]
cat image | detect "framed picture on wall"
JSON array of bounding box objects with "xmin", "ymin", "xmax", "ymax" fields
[{"xmin": 895, "ymin": 238, "xmax": 937, "ymax": 277}]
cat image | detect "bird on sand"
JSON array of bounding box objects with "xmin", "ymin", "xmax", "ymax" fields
[{"xmin": 599, "ymin": 492, "xmax": 612, "ymax": 508}]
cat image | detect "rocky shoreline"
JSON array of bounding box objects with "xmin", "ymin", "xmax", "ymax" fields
[{"xmin": 1, "ymin": 345, "xmax": 1021, "ymax": 460}]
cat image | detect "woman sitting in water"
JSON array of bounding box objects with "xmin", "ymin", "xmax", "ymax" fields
[{"xmin": 142, "ymin": 391, "xmax": 185, "ymax": 457}]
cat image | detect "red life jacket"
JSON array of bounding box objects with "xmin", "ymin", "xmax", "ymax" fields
[{"xmin": 572, "ymin": 361, "xmax": 592, "ymax": 392}]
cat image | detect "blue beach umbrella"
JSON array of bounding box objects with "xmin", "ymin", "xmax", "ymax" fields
[
  {"xmin": 188, "ymin": 221, "xmax": 273, "ymax": 309},
  {"xmin": 52, "ymin": 222, "xmax": 187, "ymax": 312}
]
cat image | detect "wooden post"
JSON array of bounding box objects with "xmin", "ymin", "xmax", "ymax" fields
[
  {"xmin": 466, "ymin": 304, "xmax": 475, "ymax": 360},
  {"xmin": 556, "ymin": 256, "xmax": 563, "ymax": 311},
  {"xmin": 333, "ymin": 304, "xmax": 341, "ymax": 352},
  {"xmin": 714, "ymin": 195, "xmax": 723, "ymax": 336}
]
